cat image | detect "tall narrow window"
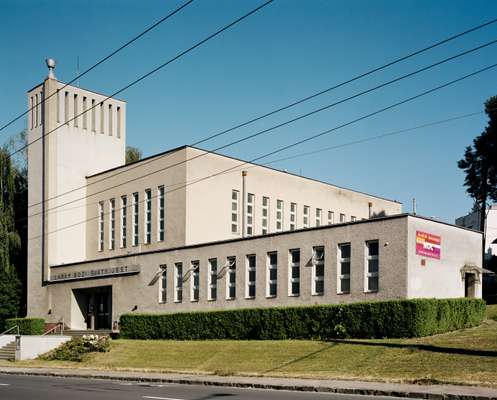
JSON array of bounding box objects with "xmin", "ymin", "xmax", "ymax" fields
[
  {"xmin": 316, "ymin": 208, "xmax": 322, "ymax": 227},
  {"xmin": 328, "ymin": 211, "xmax": 334, "ymax": 225},
  {"xmin": 64, "ymin": 92, "xmax": 69, "ymax": 125},
  {"xmin": 34, "ymin": 94, "xmax": 38, "ymax": 127},
  {"xmin": 56, "ymin": 90, "xmax": 61, "ymax": 123},
  {"xmin": 132, "ymin": 192, "xmax": 139, "ymax": 246},
  {"xmin": 117, "ymin": 106, "xmax": 121, "ymax": 138},
  {"xmin": 312, "ymin": 246, "xmax": 325, "ymax": 295},
  {"xmin": 191, "ymin": 261, "xmax": 199, "ymax": 302},
  {"xmin": 100, "ymin": 102, "xmax": 104, "ymax": 134},
  {"xmin": 290, "ymin": 203, "xmax": 297, "ymax": 230},
  {"xmin": 91, "ymin": 99, "xmax": 96, "ymax": 132},
  {"xmin": 246, "ymin": 254, "xmax": 256, "ymax": 298},
  {"xmin": 120, "ymin": 195, "xmax": 127, "ymax": 248},
  {"xmin": 365, "ymin": 240, "xmax": 379, "ymax": 292},
  {"xmin": 159, "ymin": 265, "xmax": 167, "ymax": 303},
  {"xmin": 231, "ymin": 190, "xmax": 239, "ymax": 234},
  {"xmin": 109, "ymin": 198, "xmax": 115, "ymax": 250},
  {"xmin": 289, "ymin": 249, "xmax": 300, "ymax": 296},
  {"xmin": 246, "ymin": 193, "xmax": 254, "ymax": 236},
  {"xmin": 98, "ymin": 202, "xmax": 104, "ymax": 252},
  {"xmin": 226, "ymin": 256, "xmax": 236, "ymax": 299},
  {"xmin": 338, "ymin": 243, "xmax": 351, "ymax": 294},
  {"xmin": 208, "ymin": 258, "xmax": 218, "ymax": 301},
  {"xmin": 340, "ymin": 213, "xmax": 346, "ymax": 223},
  {"xmin": 82, "ymin": 96, "xmax": 87, "ymax": 130},
  {"xmin": 30, "ymin": 96, "xmax": 34, "ymax": 129},
  {"xmin": 267, "ymin": 252, "xmax": 277, "ymax": 297},
  {"xmin": 276, "ymin": 200, "xmax": 283, "ymax": 232},
  {"xmin": 175, "ymin": 263, "xmax": 183, "ymax": 302},
  {"xmin": 73, "ymin": 94, "xmax": 78, "ymax": 127},
  {"xmin": 158, "ymin": 185, "xmax": 165, "ymax": 241},
  {"xmin": 144, "ymin": 189, "xmax": 152, "ymax": 244},
  {"xmin": 351, "ymin": 216, "xmax": 357, "ymax": 222},
  {"xmin": 303, "ymin": 206, "xmax": 310, "ymax": 228},
  {"xmin": 261, "ymin": 196, "xmax": 269, "ymax": 235},
  {"xmin": 108, "ymin": 104, "xmax": 113, "ymax": 136}
]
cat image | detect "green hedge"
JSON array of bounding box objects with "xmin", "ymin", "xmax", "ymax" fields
[
  {"xmin": 5, "ymin": 318, "xmax": 45, "ymax": 335},
  {"xmin": 120, "ymin": 298, "xmax": 486, "ymax": 340}
]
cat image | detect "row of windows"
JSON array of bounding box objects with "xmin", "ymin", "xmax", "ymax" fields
[
  {"xmin": 98, "ymin": 186, "xmax": 165, "ymax": 251},
  {"xmin": 58, "ymin": 90, "xmax": 122, "ymax": 138},
  {"xmin": 158, "ymin": 240, "xmax": 379, "ymax": 303},
  {"xmin": 231, "ymin": 190, "xmax": 358, "ymax": 236}
]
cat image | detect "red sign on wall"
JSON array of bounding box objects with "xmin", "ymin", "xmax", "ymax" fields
[{"xmin": 416, "ymin": 231, "xmax": 441, "ymax": 259}]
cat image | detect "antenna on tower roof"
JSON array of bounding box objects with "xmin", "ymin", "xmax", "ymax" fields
[{"xmin": 46, "ymin": 58, "xmax": 56, "ymax": 79}]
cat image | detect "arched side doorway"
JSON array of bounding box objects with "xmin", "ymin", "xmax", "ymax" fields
[{"xmin": 460, "ymin": 264, "xmax": 482, "ymax": 298}]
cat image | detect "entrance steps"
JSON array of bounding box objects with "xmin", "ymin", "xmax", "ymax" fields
[
  {"xmin": 65, "ymin": 329, "xmax": 113, "ymax": 337},
  {"xmin": 0, "ymin": 341, "xmax": 16, "ymax": 361}
]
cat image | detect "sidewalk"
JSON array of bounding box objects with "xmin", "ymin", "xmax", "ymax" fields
[{"xmin": 1, "ymin": 366, "xmax": 497, "ymax": 399}]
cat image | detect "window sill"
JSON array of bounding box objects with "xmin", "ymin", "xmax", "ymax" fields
[
  {"xmin": 364, "ymin": 290, "xmax": 379, "ymax": 294},
  {"xmin": 174, "ymin": 300, "xmax": 182, "ymax": 303},
  {"xmin": 312, "ymin": 293, "xmax": 324, "ymax": 296},
  {"xmin": 288, "ymin": 293, "xmax": 300, "ymax": 297},
  {"xmin": 266, "ymin": 295, "xmax": 277, "ymax": 299},
  {"xmin": 190, "ymin": 300, "xmax": 199, "ymax": 303},
  {"xmin": 337, "ymin": 291, "xmax": 350, "ymax": 295},
  {"xmin": 158, "ymin": 301, "xmax": 166, "ymax": 304},
  {"xmin": 207, "ymin": 298, "xmax": 217, "ymax": 302},
  {"xmin": 226, "ymin": 298, "xmax": 236, "ymax": 301},
  {"xmin": 245, "ymin": 296, "xmax": 255, "ymax": 300}
]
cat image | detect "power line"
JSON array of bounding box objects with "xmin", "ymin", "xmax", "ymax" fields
[
  {"xmin": 22, "ymin": 18, "xmax": 497, "ymax": 211},
  {"xmin": 26, "ymin": 38, "xmax": 497, "ymax": 219},
  {"xmin": 29, "ymin": 61, "xmax": 497, "ymax": 240},
  {"xmin": 0, "ymin": 0, "xmax": 195, "ymax": 134}
]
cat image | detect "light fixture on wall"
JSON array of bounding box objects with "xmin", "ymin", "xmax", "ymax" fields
[{"xmin": 132, "ymin": 305, "xmax": 138, "ymax": 311}]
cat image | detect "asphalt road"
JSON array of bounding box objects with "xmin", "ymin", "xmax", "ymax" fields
[{"xmin": 0, "ymin": 374, "xmax": 409, "ymax": 400}]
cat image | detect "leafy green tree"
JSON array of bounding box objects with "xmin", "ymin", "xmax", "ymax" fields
[{"xmin": 125, "ymin": 146, "xmax": 142, "ymax": 165}]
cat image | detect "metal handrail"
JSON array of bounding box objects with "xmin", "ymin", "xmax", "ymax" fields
[
  {"xmin": 0, "ymin": 325, "xmax": 19, "ymax": 336},
  {"xmin": 42, "ymin": 321, "xmax": 64, "ymax": 336}
]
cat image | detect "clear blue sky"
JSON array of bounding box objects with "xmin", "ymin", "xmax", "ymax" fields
[{"xmin": 2, "ymin": 0, "xmax": 497, "ymax": 222}]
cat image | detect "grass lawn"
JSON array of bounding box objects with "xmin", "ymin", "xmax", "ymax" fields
[{"xmin": 3, "ymin": 304, "xmax": 497, "ymax": 387}]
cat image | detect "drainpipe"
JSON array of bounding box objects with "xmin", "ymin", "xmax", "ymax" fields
[{"xmin": 242, "ymin": 171, "xmax": 247, "ymax": 238}]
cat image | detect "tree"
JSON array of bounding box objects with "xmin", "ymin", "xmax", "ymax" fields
[
  {"xmin": 126, "ymin": 146, "xmax": 142, "ymax": 165},
  {"xmin": 458, "ymin": 96, "xmax": 497, "ymax": 262}
]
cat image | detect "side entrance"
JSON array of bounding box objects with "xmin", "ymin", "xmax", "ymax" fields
[{"xmin": 72, "ymin": 286, "xmax": 112, "ymax": 330}]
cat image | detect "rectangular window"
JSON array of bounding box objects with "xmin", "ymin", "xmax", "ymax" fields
[
  {"xmin": 73, "ymin": 94, "xmax": 78, "ymax": 127},
  {"xmin": 34, "ymin": 94, "xmax": 38, "ymax": 127},
  {"xmin": 231, "ymin": 190, "xmax": 239, "ymax": 234},
  {"xmin": 144, "ymin": 189, "xmax": 152, "ymax": 244},
  {"xmin": 303, "ymin": 206, "xmax": 310, "ymax": 228},
  {"xmin": 246, "ymin": 254, "xmax": 256, "ymax": 298},
  {"xmin": 340, "ymin": 213, "xmax": 346, "ymax": 223},
  {"xmin": 82, "ymin": 96, "xmax": 87, "ymax": 129},
  {"xmin": 120, "ymin": 195, "xmax": 127, "ymax": 248},
  {"xmin": 351, "ymin": 216, "xmax": 357, "ymax": 222},
  {"xmin": 175, "ymin": 263, "xmax": 183, "ymax": 302},
  {"xmin": 132, "ymin": 192, "xmax": 139, "ymax": 246},
  {"xmin": 267, "ymin": 252, "xmax": 277, "ymax": 297},
  {"xmin": 261, "ymin": 196, "xmax": 269, "ymax": 235},
  {"xmin": 158, "ymin": 185, "xmax": 165, "ymax": 241},
  {"xmin": 109, "ymin": 198, "xmax": 115, "ymax": 250},
  {"xmin": 191, "ymin": 260, "xmax": 199, "ymax": 302},
  {"xmin": 290, "ymin": 203, "xmax": 297, "ymax": 231},
  {"xmin": 91, "ymin": 99, "xmax": 96, "ymax": 132},
  {"xmin": 366, "ymin": 240, "xmax": 379, "ymax": 292},
  {"xmin": 289, "ymin": 249, "xmax": 300, "ymax": 296},
  {"xmin": 316, "ymin": 208, "xmax": 322, "ymax": 227},
  {"xmin": 100, "ymin": 102, "xmax": 104, "ymax": 134},
  {"xmin": 30, "ymin": 96, "xmax": 34, "ymax": 129},
  {"xmin": 108, "ymin": 104, "xmax": 113, "ymax": 136},
  {"xmin": 328, "ymin": 211, "xmax": 334, "ymax": 225},
  {"xmin": 313, "ymin": 246, "xmax": 325, "ymax": 295},
  {"xmin": 208, "ymin": 258, "xmax": 217, "ymax": 301},
  {"xmin": 64, "ymin": 91, "xmax": 69, "ymax": 125},
  {"xmin": 338, "ymin": 243, "xmax": 351, "ymax": 294},
  {"xmin": 159, "ymin": 265, "xmax": 167, "ymax": 303},
  {"xmin": 98, "ymin": 201, "xmax": 104, "ymax": 252},
  {"xmin": 276, "ymin": 200, "xmax": 283, "ymax": 232},
  {"xmin": 226, "ymin": 257, "xmax": 236, "ymax": 299},
  {"xmin": 117, "ymin": 106, "xmax": 121, "ymax": 138},
  {"xmin": 246, "ymin": 193, "xmax": 254, "ymax": 236}
]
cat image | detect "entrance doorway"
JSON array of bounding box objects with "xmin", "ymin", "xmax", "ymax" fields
[
  {"xmin": 464, "ymin": 273, "xmax": 477, "ymax": 298},
  {"xmin": 73, "ymin": 286, "xmax": 112, "ymax": 330}
]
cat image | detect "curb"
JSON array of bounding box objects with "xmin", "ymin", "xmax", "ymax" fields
[{"xmin": 0, "ymin": 368, "xmax": 496, "ymax": 400}]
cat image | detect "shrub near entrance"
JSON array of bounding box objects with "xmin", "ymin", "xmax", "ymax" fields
[
  {"xmin": 4, "ymin": 317, "xmax": 45, "ymax": 335},
  {"xmin": 120, "ymin": 298, "xmax": 486, "ymax": 340}
]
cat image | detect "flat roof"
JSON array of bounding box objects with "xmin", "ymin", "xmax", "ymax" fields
[{"xmin": 50, "ymin": 213, "xmax": 481, "ymax": 269}]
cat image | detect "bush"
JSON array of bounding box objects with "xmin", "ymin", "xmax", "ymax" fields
[
  {"xmin": 120, "ymin": 298, "xmax": 486, "ymax": 340},
  {"xmin": 41, "ymin": 335, "xmax": 110, "ymax": 362},
  {"xmin": 5, "ymin": 317, "xmax": 45, "ymax": 335}
]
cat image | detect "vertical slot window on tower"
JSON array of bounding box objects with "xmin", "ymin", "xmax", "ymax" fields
[
  {"xmin": 208, "ymin": 258, "xmax": 217, "ymax": 301},
  {"xmin": 261, "ymin": 196, "xmax": 269, "ymax": 234},
  {"xmin": 34, "ymin": 94, "xmax": 38, "ymax": 127},
  {"xmin": 226, "ymin": 256, "xmax": 236, "ymax": 299},
  {"xmin": 328, "ymin": 211, "xmax": 334, "ymax": 225},
  {"xmin": 91, "ymin": 99, "xmax": 96, "ymax": 132},
  {"xmin": 175, "ymin": 263, "xmax": 183, "ymax": 302},
  {"xmin": 30, "ymin": 97, "xmax": 34, "ymax": 129},
  {"xmin": 117, "ymin": 106, "xmax": 121, "ymax": 138},
  {"xmin": 64, "ymin": 92, "xmax": 69, "ymax": 125},
  {"xmin": 120, "ymin": 195, "xmax": 127, "ymax": 248},
  {"xmin": 191, "ymin": 261, "xmax": 200, "ymax": 302},
  {"xmin": 159, "ymin": 265, "xmax": 167, "ymax": 303},
  {"xmin": 108, "ymin": 104, "xmax": 113, "ymax": 136},
  {"xmin": 312, "ymin": 246, "xmax": 325, "ymax": 295},
  {"xmin": 289, "ymin": 249, "xmax": 300, "ymax": 296},
  {"xmin": 246, "ymin": 193, "xmax": 254, "ymax": 236},
  {"xmin": 246, "ymin": 254, "xmax": 256, "ymax": 298},
  {"xmin": 276, "ymin": 200, "xmax": 283, "ymax": 232},
  {"xmin": 231, "ymin": 190, "xmax": 239, "ymax": 234},
  {"xmin": 144, "ymin": 189, "xmax": 152, "ymax": 244},
  {"xmin": 316, "ymin": 208, "xmax": 322, "ymax": 227},
  {"xmin": 73, "ymin": 94, "xmax": 78, "ymax": 127},
  {"xmin": 365, "ymin": 240, "xmax": 379, "ymax": 292},
  {"xmin": 303, "ymin": 205, "xmax": 310, "ymax": 228},
  {"xmin": 109, "ymin": 198, "xmax": 115, "ymax": 250},
  {"xmin": 290, "ymin": 203, "xmax": 297, "ymax": 230},
  {"xmin": 132, "ymin": 192, "xmax": 139, "ymax": 246},
  {"xmin": 100, "ymin": 102, "xmax": 104, "ymax": 134},
  {"xmin": 82, "ymin": 97, "xmax": 87, "ymax": 129},
  {"xmin": 98, "ymin": 202, "xmax": 104, "ymax": 252},
  {"xmin": 267, "ymin": 252, "xmax": 277, "ymax": 297},
  {"xmin": 338, "ymin": 243, "xmax": 351, "ymax": 294},
  {"xmin": 158, "ymin": 185, "xmax": 165, "ymax": 242}
]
